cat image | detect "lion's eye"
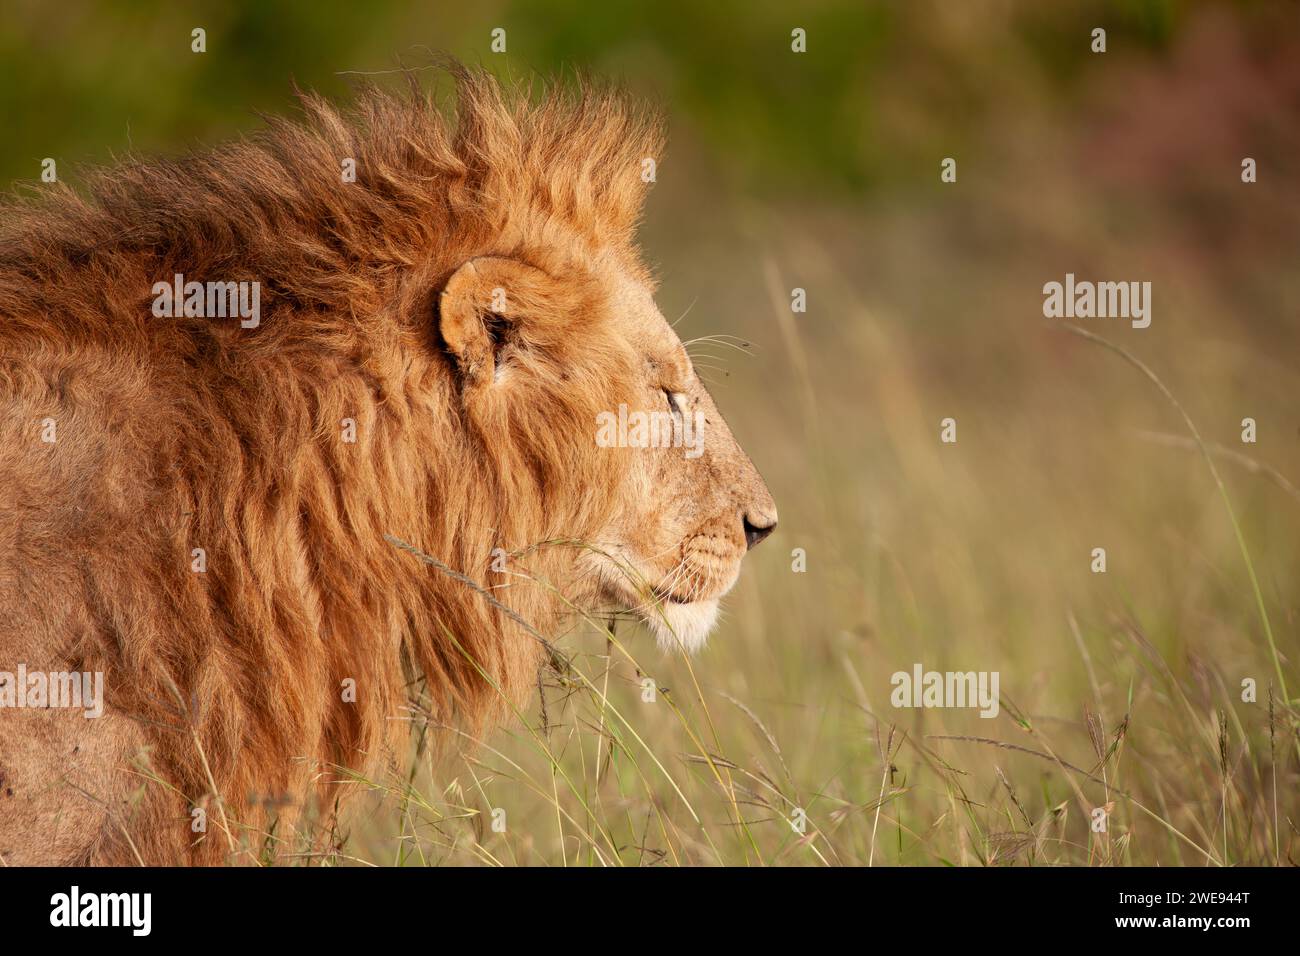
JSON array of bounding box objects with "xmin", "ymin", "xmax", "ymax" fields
[{"xmin": 663, "ymin": 389, "xmax": 684, "ymax": 416}]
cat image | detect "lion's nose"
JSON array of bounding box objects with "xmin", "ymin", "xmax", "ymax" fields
[{"xmin": 742, "ymin": 514, "xmax": 777, "ymax": 551}]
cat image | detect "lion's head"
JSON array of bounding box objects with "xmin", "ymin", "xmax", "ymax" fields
[
  {"xmin": 417, "ymin": 66, "xmax": 776, "ymax": 658},
  {"xmin": 438, "ymin": 253, "xmax": 777, "ymax": 654}
]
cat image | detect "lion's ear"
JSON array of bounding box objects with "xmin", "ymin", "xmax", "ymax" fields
[{"xmin": 438, "ymin": 257, "xmax": 552, "ymax": 387}]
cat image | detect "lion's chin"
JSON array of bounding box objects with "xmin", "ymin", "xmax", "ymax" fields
[{"xmin": 642, "ymin": 598, "xmax": 720, "ymax": 654}]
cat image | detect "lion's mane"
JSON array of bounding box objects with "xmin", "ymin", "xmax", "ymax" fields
[{"xmin": 0, "ymin": 65, "xmax": 663, "ymax": 863}]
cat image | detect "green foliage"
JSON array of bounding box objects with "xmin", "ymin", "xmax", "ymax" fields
[{"xmin": 0, "ymin": 0, "xmax": 1211, "ymax": 192}]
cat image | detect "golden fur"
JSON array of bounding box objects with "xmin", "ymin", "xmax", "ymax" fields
[{"xmin": 0, "ymin": 66, "xmax": 775, "ymax": 864}]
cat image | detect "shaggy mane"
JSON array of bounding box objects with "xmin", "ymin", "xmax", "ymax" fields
[
  {"xmin": 0, "ymin": 65, "xmax": 663, "ymax": 863},
  {"xmin": 0, "ymin": 64, "xmax": 663, "ymax": 337}
]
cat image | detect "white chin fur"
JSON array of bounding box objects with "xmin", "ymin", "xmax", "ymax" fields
[{"xmin": 644, "ymin": 599, "xmax": 720, "ymax": 653}]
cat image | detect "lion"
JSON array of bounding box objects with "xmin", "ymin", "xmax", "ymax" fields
[{"xmin": 0, "ymin": 66, "xmax": 777, "ymax": 865}]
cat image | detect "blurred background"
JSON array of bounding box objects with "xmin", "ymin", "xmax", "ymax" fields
[{"xmin": 7, "ymin": 0, "xmax": 1299, "ymax": 864}]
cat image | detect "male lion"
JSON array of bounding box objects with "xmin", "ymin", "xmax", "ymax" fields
[{"xmin": 0, "ymin": 67, "xmax": 776, "ymax": 865}]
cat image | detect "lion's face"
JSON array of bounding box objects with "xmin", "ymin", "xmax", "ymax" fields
[
  {"xmin": 584, "ymin": 270, "xmax": 778, "ymax": 651},
  {"xmin": 439, "ymin": 253, "xmax": 776, "ymax": 653}
]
